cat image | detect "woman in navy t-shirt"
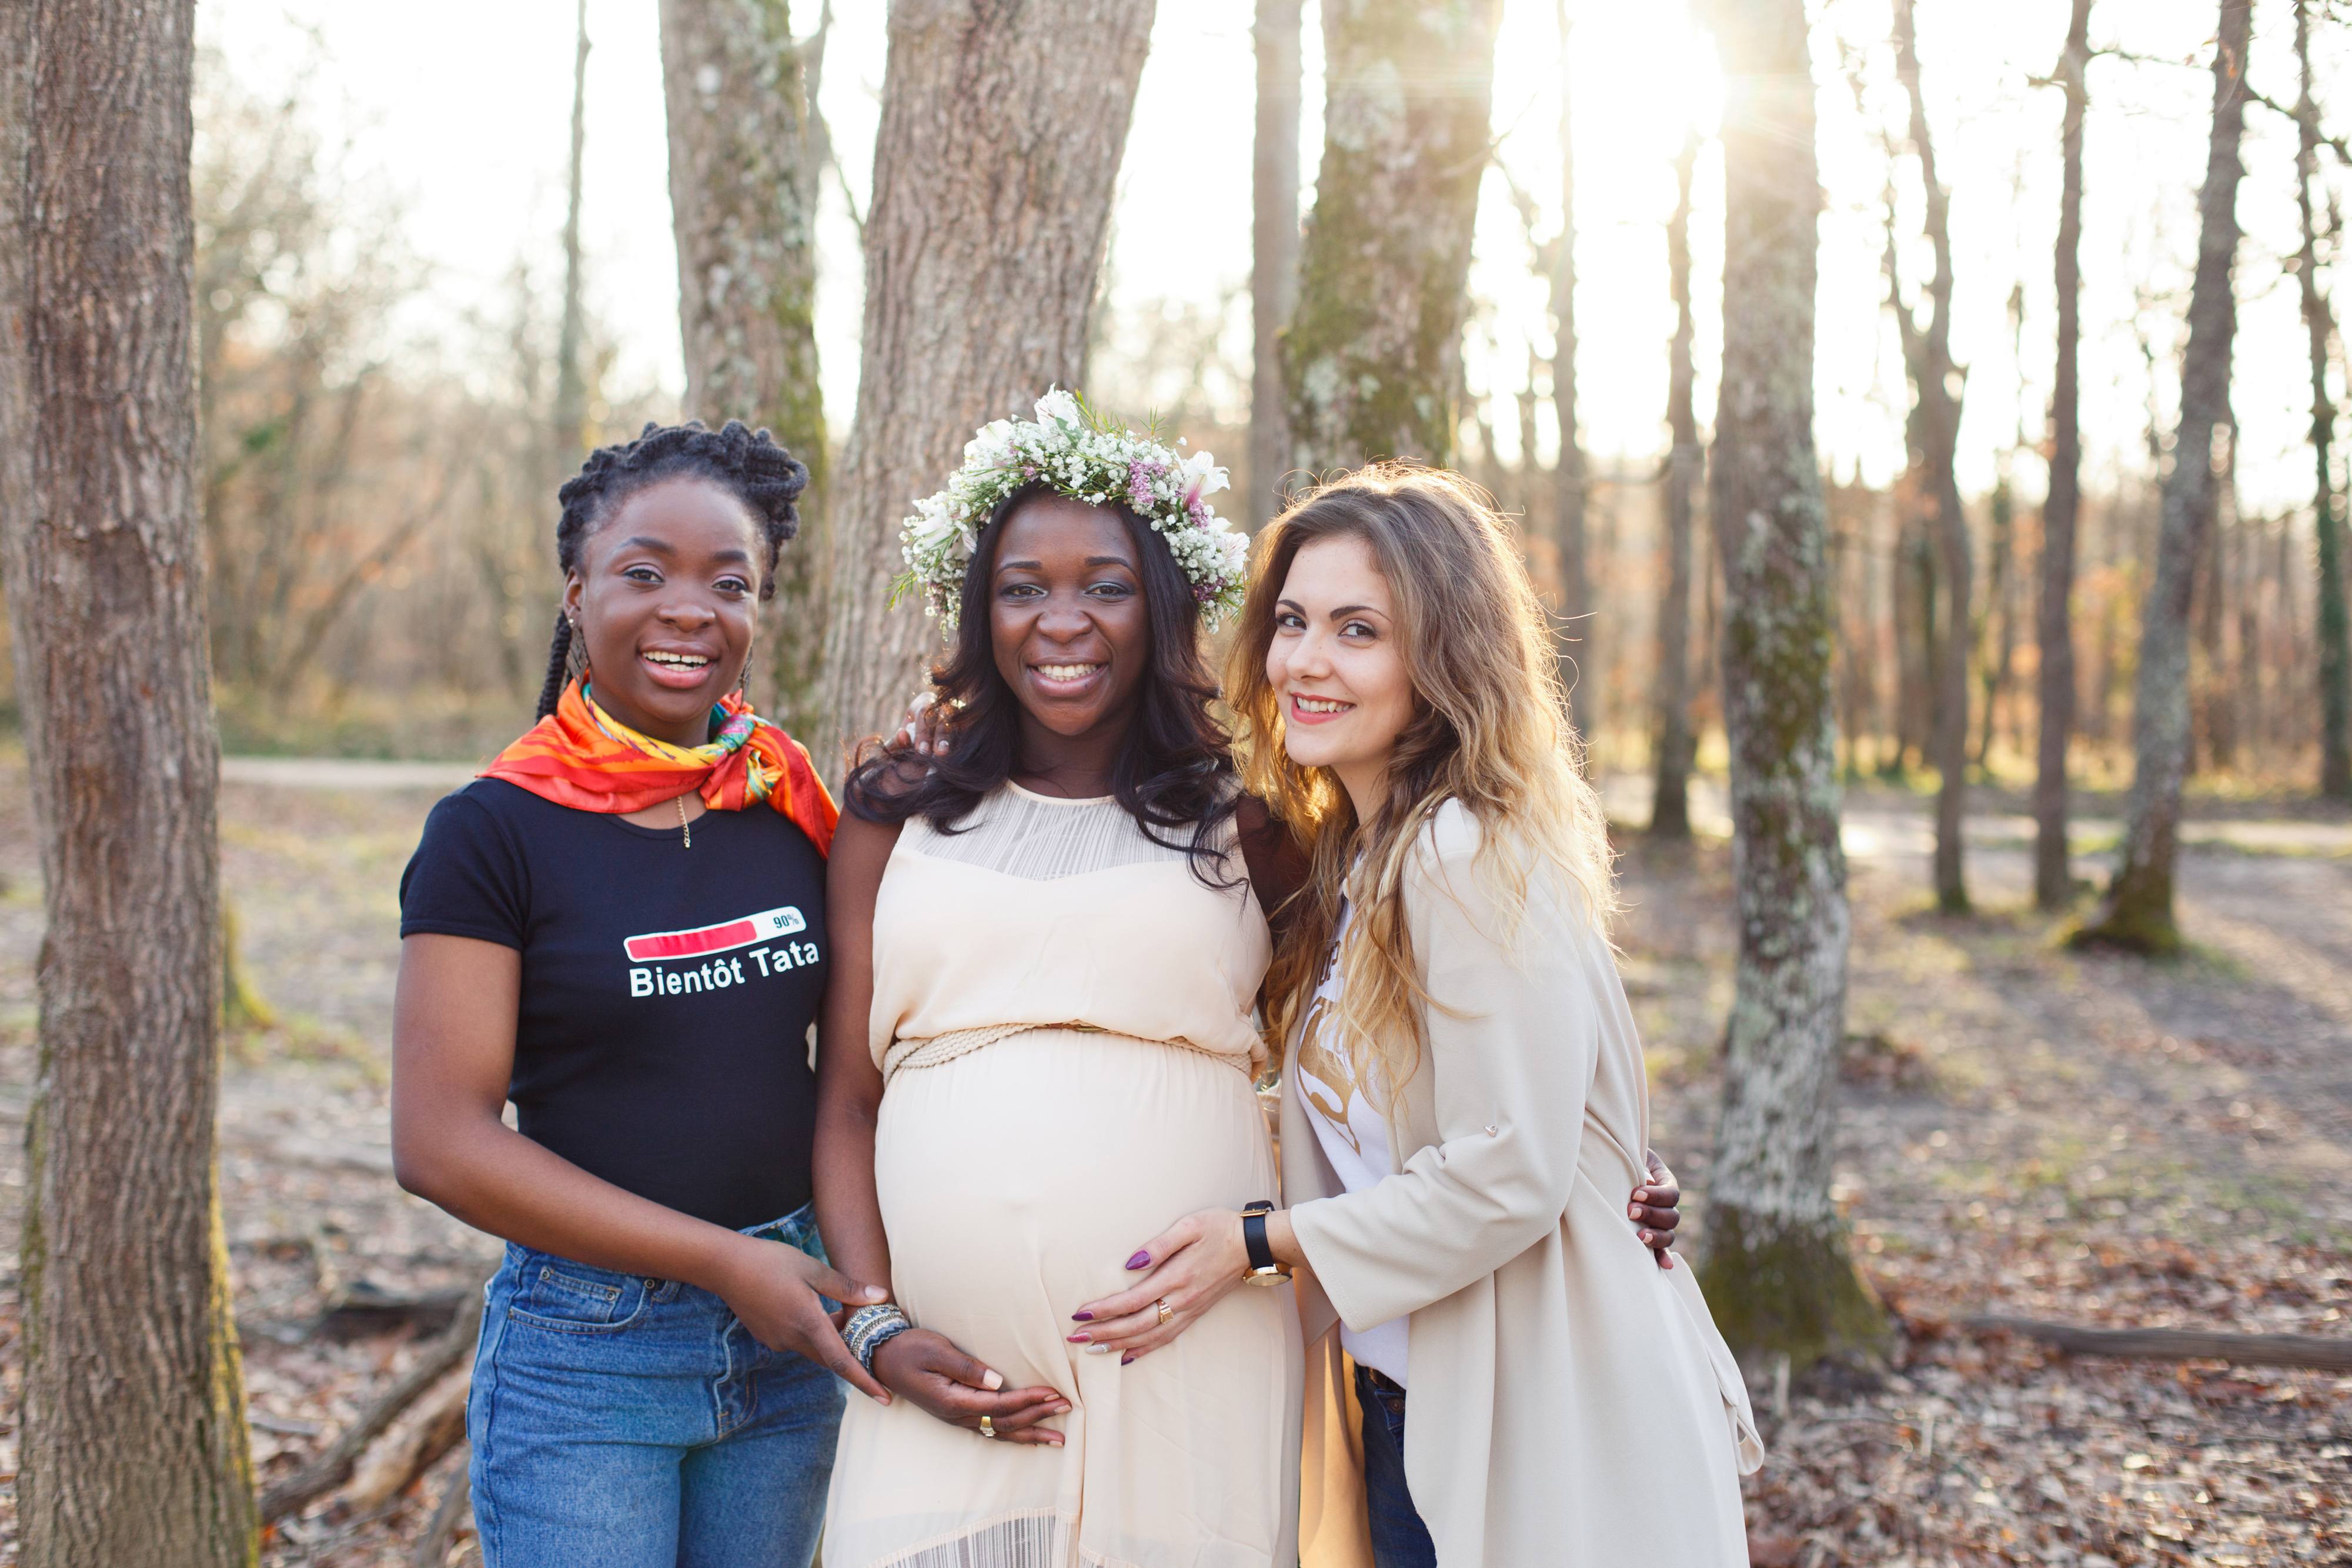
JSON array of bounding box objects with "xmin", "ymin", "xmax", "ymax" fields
[{"xmin": 395, "ymin": 422, "xmax": 889, "ymax": 1568}]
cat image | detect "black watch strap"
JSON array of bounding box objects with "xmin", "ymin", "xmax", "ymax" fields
[{"xmin": 1242, "ymin": 1201, "xmax": 1277, "ymax": 1273}]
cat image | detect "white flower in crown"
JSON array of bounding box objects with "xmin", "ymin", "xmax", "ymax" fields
[
  {"xmin": 1177, "ymin": 448, "xmax": 1228, "ymax": 509},
  {"xmin": 891, "ymin": 389, "xmax": 1251, "ymax": 633}
]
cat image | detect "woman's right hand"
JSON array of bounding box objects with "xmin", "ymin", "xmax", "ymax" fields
[
  {"xmin": 713, "ymin": 1235, "xmax": 896, "ymax": 1403},
  {"xmin": 872, "ymin": 1329, "xmax": 1072, "ymax": 1447}
]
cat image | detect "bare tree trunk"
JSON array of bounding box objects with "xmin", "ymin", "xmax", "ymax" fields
[
  {"xmin": 659, "ymin": 0, "xmax": 833, "ymax": 736},
  {"xmin": 2196, "ymin": 450, "xmax": 2236, "ymax": 771},
  {"xmin": 1651, "ymin": 123, "xmax": 1701, "ymax": 840},
  {"xmin": 1693, "ymin": 0, "xmax": 1881, "ymax": 1372},
  {"xmin": 818, "ymin": 0, "xmax": 1157, "ymax": 755},
  {"xmin": 0, "ymin": 1, "xmax": 258, "ymax": 1559},
  {"xmin": 554, "ymin": 0, "xmax": 591, "ymax": 468},
  {"xmin": 1979, "ymin": 468, "xmax": 2015, "ymax": 768},
  {"xmin": 1890, "ymin": 0, "xmax": 1972, "ymax": 913},
  {"xmin": 1551, "ymin": 0, "xmax": 1588, "ymax": 724},
  {"xmin": 2077, "ymin": 0, "xmax": 2250, "ymax": 954},
  {"xmin": 2037, "ymin": 0, "xmax": 2092, "ymax": 905},
  {"xmin": 1283, "ymin": 0, "xmax": 1503, "ymax": 473},
  {"xmin": 1251, "ymin": 0, "xmax": 1302, "ymax": 525},
  {"xmin": 2297, "ymin": 0, "xmax": 2351, "ymax": 800}
]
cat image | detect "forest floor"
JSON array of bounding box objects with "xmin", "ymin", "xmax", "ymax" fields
[{"xmin": 0, "ymin": 756, "xmax": 2341, "ymax": 1566}]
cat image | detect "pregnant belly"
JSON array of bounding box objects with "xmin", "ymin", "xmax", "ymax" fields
[{"xmin": 873, "ymin": 1027, "xmax": 1274, "ymax": 1365}]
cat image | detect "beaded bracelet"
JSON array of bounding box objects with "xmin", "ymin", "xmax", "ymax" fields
[{"xmin": 844, "ymin": 1303, "xmax": 913, "ymax": 1373}]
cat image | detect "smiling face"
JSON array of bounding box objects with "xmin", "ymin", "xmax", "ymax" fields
[
  {"xmin": 563, "ymin": 477, "xmax": 764, "ymax": 748},
  {"xmin": 1267, "ymin": 532, "xmax": 1418, "ymax": 814},
  {"xmin": 988, "ymin": 493, "xmax": 1152, "ymax": 755}
]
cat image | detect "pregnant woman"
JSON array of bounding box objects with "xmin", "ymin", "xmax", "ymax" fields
[
  {"xmin": 1075, "ymin": 466, "xmax": 1760, "ymax": 1566},
  {"xmin": 393, "ymin": 422, "xmax": 886, "ymax": 1568},
  {"xmin": 813, "ymin": 395, "xmax": 1304, "ymax": 1568}
]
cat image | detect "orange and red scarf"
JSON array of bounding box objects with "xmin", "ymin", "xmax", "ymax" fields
[{"xmin": 480, "ymin": 680, "xmax": 837, "ymax": 857}]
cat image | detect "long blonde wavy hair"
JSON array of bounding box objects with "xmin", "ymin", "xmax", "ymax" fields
[{"xmin": 1227, "ymin": 465, "xmax": 1616, "ymax": 1109}]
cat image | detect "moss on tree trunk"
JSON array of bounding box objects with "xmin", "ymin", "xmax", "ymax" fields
[
  {"xmin": 1696, "ymin": 0, "xmax": 1885, "ymax": 1373},
  {"xmin": 1697, "ymin": 1206, "xmax": 1887, "ymax": 1372},
  {"xmin": 1282, "ymin": 0, "xmax": 1504, "ymax": 474}
]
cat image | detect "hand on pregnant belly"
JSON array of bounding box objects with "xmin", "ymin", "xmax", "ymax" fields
[
  {"xmin": 873, "ymin": 1329, "xmax": 1073, "ymax": 1446},
  {"xmin": 1067, "ymin": 1206, "xmax": 1251, "ymax": 1362}
]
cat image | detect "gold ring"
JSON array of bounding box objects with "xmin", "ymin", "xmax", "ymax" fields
[
  {"xmin": 1155, "ymin": 1298, "xmax": 1174, "ymax": 1327},
  {"xmin": 978, "ymin": 1415, "xmax": 996, "ymax": 1439}
]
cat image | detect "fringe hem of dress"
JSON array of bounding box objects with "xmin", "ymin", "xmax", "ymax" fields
[{"xmin": 854, "ymin": 1506, "xmax": 1142, "ymax": 1568}]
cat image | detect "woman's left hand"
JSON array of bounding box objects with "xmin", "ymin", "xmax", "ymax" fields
[{"xmin": 1065, "ymin": 1208, "xmax": 1248, "ymax": 1363}]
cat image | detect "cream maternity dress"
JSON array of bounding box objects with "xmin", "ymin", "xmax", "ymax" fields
[{"xmin": 824, "ymin": 783, "xmax": 1302, "ymax": 1568}]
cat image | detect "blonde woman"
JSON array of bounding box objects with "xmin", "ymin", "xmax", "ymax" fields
[{"xmin": 1074, "ymin": 466, "xmax": 1762, "ymax": 1566}]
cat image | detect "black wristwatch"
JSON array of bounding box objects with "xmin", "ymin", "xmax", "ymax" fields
[{"xmin": 1241, "ymin": 1200, "xmax": 1287, "ymax": 1287}]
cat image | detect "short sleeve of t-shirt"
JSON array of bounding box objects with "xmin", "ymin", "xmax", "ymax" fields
[{"xmin": 399, "ymin": 792, "xmax": 530, "ymax": 950}]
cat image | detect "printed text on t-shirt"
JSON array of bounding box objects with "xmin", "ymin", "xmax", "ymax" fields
[{"xmin": 623, "ymin": 906, "xmax": 820, "ymax": 996}]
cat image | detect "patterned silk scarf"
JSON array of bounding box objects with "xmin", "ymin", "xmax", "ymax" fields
[{"xmin": 480, "ymin": 679, "xmax": 837, "ymax": 857}]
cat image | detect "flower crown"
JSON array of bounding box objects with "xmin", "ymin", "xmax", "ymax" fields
[{"xmin": 893, "ymin": 389, "xmax": 1250, "ymax": 631}]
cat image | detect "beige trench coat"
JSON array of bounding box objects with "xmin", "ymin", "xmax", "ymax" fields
[{"xmin": 1281, "ymin": 801, "xmax": 1763, "ymax": 1568}]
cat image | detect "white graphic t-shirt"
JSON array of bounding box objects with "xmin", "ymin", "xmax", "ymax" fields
[{"xmin": 1292, "ymin": 898, "xmax": 1411, "ymax": 1387}]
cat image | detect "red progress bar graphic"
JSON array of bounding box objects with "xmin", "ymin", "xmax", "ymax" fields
[{"xmin": 623, "ymin": 905, "xmax": 806, "ymax": 964}]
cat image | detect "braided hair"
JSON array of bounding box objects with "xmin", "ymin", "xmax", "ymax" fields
[{"xmin": 536, "ymin": 420, "xmax": 810, "ymax": 719}]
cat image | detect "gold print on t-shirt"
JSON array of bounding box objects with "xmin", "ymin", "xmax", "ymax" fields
[{"xmin": 1295, "ymin": 947, "xmax": 1361, "ymax": 1156}]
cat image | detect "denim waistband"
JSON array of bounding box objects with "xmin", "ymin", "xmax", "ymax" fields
[{"xmin": 739, "ymin": 1201, "xmax": 826, "ymax": 1261}]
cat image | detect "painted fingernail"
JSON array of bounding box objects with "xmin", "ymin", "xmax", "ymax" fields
[
  {"xmin": 864, "ymin": 1286, "xmax": 890, "ymax": 1302},
  {"xmin": 1067, "ymin": 1332, "xmax": 1091, "ymax": 1343},
  {"xmin": 1120, "ymin": 1352, "xmax": 1135, "ymax": 1366},
  {"xmin": 1125, "ymin": 1252, "xmax": 1150, "ymax": 1270},
  {"xmin": 982, "ymin": 1370, "xmax": 1004, "ymax": 1390},
  {"xmin": 1055, "ymin": 1403, "xmax": 1071, "ymax": 1413},
  {"xmin": 1071, "ymin": 1311, "xmax": 1093, "ymax": 1322},
  {"xmin": 1628, "ymin": 1205, "xmax": 1642, "ymax": 1220},
  {"xmin": 1085, "ymin": 1343, "xmax": 1112, "ymax": 1355}
]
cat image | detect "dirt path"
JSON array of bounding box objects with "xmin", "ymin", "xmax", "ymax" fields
[{"xmin": 0, "ymin": 760, "xmax": 2341, "ymax": 1564}]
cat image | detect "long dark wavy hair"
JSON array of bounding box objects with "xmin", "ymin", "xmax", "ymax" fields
[{"xmin": 843, "ymin": 483, "xmax": 1240, "ymax": 884}]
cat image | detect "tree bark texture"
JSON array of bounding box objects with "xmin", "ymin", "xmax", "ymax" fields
[
  {"xmin": 0, "ymin": 1, "xmax": 258, "ymax": 1560},
  {"xmin": 1651, "ymin": 123, "xmax": 1702, "ymax": 840},
  {"xmin": 555, "ymin": 0, "xmax": 591, "ymax": 467},
  {"xmin": 2297, "ymin": 0, "xmax": 2352, "ymax": 800},
  {"xmin": 1282, "ymin": 0, "xmax": 1503, "ymax": 475},
  {"xmin": 659, "ymin": 0, "xmax": 833, "ymax": 737},
  {"xmin": 1694, "ymin": 0, "xmax": 1881, "ymax": 1370},
  {"xmin": 1251, "ymin": 0, "xmax": 1302, "ymax": 526},
  {"xmin": 818, "ymin": 0, "xmax": 1156, "ymax": 756},
  {"xmin": 1551, "ymin": 0, "xmax": 1588, "ymax": 714},
  {"xmin": 1890, "ymin": 0, "xmax": 1972, "ymax": 914},
  {"xmin": 2036, "ymin": 0, "xmax": 2092, "ymax": 903},
  {"xmin": 2079, "ymin": 0, "xmax": 2250, "ymax": 954}
]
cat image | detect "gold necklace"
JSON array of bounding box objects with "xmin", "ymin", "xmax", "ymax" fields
[{"xmin": 676, "ymin": 793, "xmax": 691, "ymax": 850}]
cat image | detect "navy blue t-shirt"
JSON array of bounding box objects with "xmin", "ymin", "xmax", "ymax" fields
[{"xmin": 398, "ymin": 778, "xmax": 827, "ymax": 1231}]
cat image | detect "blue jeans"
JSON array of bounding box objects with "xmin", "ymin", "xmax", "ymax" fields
[
  {"xmin": 467, "ymin": 1205, "xmax": 847, "ymax": 1568},
  {"xmin": 1356, "ymin": 1364, "xmax": 1437, "ymax": 1568}
]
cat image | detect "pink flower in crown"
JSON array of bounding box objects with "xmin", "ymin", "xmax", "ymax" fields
[{"xmin": 1127, "ymin": 457, "xmax": 1159, "ymax": 511}]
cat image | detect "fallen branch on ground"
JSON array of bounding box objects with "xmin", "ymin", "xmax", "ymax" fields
[
  {"xmin": 260, "ymin": 1278, "xmax": 486, "ymax": 1524},
  {"xmin": 1961, "ymin": 1316, "xmax": 2352, "ymax": 1371},
  {"xmin": 330, "ymin": 1366, "xmax": 469, "ymax": 1520}
]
